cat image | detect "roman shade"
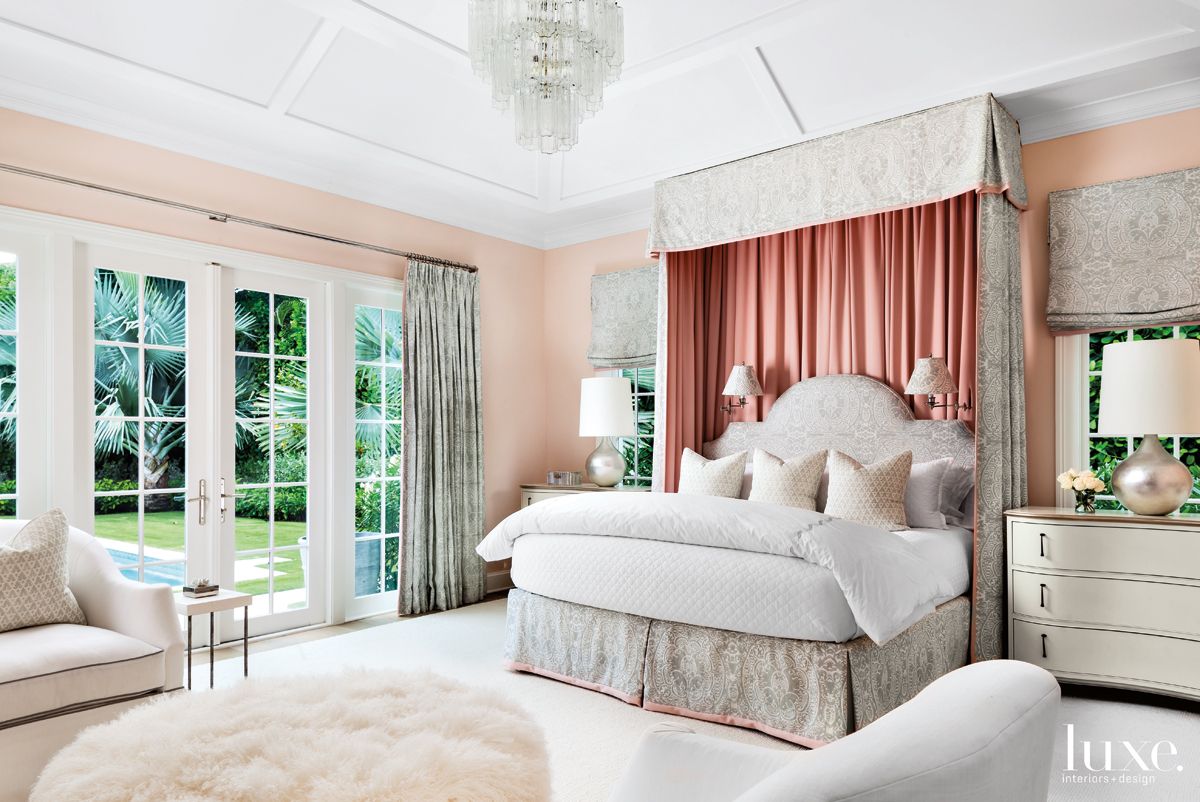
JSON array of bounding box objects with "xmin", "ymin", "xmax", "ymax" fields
[
  {"xmin": 1047, "ymin": 166, "xmax": 1200, "ymax": 334},
  {"xmin": 587, "ymin": 265, "xmax": 660, "ymax": 368}
]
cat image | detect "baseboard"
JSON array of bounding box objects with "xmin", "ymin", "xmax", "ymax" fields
[{"xmin": 486, "ymin": 569, "xmax": 513, "ymax": 594}]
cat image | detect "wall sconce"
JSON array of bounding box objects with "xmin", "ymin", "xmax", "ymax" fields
[
  {"xmin": 720, "ymin": 363, "xmax": 763, "ymax": 414},
  {"xmin": 905, "ymin": 356, "xmax": 971, "ymax": 411}
]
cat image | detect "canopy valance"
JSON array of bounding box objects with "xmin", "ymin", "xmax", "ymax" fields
[
  {"xmin": 1047, "ymin": 166, "xmax": 1200, "ymax": 334},
  {"xmin": 647, "ymin": 94, "xmax": 1026, "ymax": 255}
]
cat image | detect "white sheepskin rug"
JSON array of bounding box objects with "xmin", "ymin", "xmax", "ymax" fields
[{"xmin": 32, "ymin": 670, "xmax": 550, "ymax": 802}]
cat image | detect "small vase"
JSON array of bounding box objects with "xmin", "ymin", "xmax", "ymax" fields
[{"xmin": 1074, "ymin": 490, "xmax": 1096, "ymax": 514}]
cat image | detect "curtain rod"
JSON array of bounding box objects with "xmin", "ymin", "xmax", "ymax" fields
[{"xmin": 0, "ymin": 162, "xmax": 478, "ymax": 273}]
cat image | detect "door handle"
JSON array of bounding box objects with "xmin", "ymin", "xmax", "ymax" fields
[
  {"xmin": 185, "ymin": 479, "xmax": 209, "ymax": 526},
  {"xmin": 219, "ymin": 477, "xmax": 246, "ymax": 524}
]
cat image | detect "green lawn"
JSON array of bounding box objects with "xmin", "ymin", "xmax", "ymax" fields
[{"xmin": 94, "ymin": 511, "xmax": 307, "ymax": 596}]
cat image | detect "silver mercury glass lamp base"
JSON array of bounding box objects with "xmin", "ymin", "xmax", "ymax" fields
[
  {"xmin": 1111, "ymin": 434, "xmax": 1194, "ymax": 515},
  {"xmin": 585, "ymin": 436, "xmax": 627, "ymax": 488}
]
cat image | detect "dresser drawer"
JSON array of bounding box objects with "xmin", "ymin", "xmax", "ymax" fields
[
  {"xmin": 1013, "ymin": 619, "xmax": 1200, "ymax": 693},
  {"xmin": 1012, "ymin": 571, "xmax": 1200, "ymax": 638},
  {"xmin": 1011, "ymin": 520, "xmax": 1200, "ymax": 580}
]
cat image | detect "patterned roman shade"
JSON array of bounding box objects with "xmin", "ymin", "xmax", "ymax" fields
[
  {"xmin": 587, "ymin": 264, "xmax": 660, "ymax": 368},
  {"xmin": 1048, "ymin": 166, "xmax": 1200, "ymax": 334}
]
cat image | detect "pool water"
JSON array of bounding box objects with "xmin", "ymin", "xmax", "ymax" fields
[{"xmin": 107, "ymin": 549, "xmax": 185, "ymax": 587}]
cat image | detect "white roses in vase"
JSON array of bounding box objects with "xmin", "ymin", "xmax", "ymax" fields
[{"xmin": 1057, "ymin": 468, "xmax": 1105, "ymax": 512}]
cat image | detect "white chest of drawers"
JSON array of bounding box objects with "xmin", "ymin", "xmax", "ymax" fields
[
  {"xmin": 519, "ymin": 483, "xmax": 649, "ymax": 507},
  {"xmin": 1006, "ymin": 506, "xmax": 1200, "ymax": 701}
]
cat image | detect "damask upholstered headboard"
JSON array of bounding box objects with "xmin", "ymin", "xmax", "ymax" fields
[{"xmin": 704, "ymin": 374, "xmax": 974, "ymax": 471}]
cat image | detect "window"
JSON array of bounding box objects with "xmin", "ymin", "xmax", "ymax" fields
[
  {"xmin": 0, "ymin": 255, "xmax": 15, "ymax": 518},
  {"xmin": 612, "ymin": 366, "xmax": 655, "ymax": 487},
  {"xmin": 1084, "ymin": 326, "xmax": 1200, "ymax": 512},
  {"xmin": 353, "ymin": 305, "xmax": 403, "ymax": 598}
]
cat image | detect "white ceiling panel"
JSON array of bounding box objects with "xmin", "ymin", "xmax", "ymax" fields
[
  {"xmin": 761, "ymin": 0, "xmax": 1188, "ymax": 133},
  {"xmin": 288, "ymin": 28, "xmax": 539, "ymax": 196},
  {"xmin": 0, "ymin": 0, "xmax": 1198, "ymax": 247},
  {"xmin": 0, "ymin": 0, "xmax": 319, "ymax": 105},
  {"xmin": 560, "ymin": 54, "xmax": 793, "ymax": 200}
]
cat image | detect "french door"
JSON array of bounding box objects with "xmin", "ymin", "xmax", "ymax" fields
[{"xmin": 78, "ymin": 245, "xmax": 327, "ymax": 638}]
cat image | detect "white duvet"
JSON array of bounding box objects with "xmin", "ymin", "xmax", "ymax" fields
[{"xmin": 477, "ymin": 493, "xmax": 960, "ymax": 645}]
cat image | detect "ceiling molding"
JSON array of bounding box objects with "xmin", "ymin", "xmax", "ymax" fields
[
  {"xmin": 268, "ymin": 18, "xmax": 342, "ymax": 113},
  {"xmin": 1016, "ymin": 76, "xmax": 1200, "ymax": 143}
]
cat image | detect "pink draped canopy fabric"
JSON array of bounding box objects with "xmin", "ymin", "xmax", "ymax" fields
[{"xmin": 663, "ymin": 192, "xmax": 978, "ymax": 492}]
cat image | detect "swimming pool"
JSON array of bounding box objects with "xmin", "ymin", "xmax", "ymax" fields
[{"xmin": 107, "ymin": 549, "xmax": 185, "ymax": 587}]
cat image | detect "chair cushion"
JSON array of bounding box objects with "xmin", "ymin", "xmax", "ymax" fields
[
  {"xmin": 0, "ymin": 624, "xmax": 164, "ymax": 730},
  {"xmin": 0, "ymin": 510, "xmax": 86, "ymax": 633}
]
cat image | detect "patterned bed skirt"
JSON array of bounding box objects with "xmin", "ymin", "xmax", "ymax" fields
[{"xmin": 504, "ymin": 589, "xmax": 971, "ymax": 746}]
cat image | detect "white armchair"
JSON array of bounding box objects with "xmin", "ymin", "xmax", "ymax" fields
[
  {"xmin": 0, "ymin": 521, "xmax": 184, "ymax": 801},
  {"xmin": 610, "ymin": 660, "xmax": 1061, "ymax": 802}
]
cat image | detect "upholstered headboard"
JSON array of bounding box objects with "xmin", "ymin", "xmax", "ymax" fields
[{"xmin": 704, "ymin": 374, "xmax": 974, "ymax": 471}]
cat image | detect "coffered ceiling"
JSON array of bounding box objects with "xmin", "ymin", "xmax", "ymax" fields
[{"xmin": 0, "ymin": 0, "xmax": 1198, "ymax": 248}]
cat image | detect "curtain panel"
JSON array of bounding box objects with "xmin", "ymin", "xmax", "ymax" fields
[
  {"xmin": 400, "ymin": 260, "xmax": 485, "ymax": 615},
  {"xmin": 647, "ymin": 94, "xmax": 1025, "ymax": 255},
  {"xmin": 1047, "ymin": 165, "xmax": 1200, "ymax": 333},
  {"xmin": 662, "ymin": 193, "xmax": 978, "ymax": 493},
  {"xmin": 587, "ymin": 264, "xmax": 660, "ymax": 368}
]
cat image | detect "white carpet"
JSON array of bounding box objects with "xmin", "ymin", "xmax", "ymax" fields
[
  {"xmin": 35, "ymin": 670, "xmax": 549, "ymax": 802},
  {"xmin": 205, "ymin": 599, "xmax": 1199, "ymax": 801}
]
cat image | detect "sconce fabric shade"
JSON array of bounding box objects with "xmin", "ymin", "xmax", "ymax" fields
[
  {"xmin": 579, "ymin": 377, "xmax": 636, "ymax": 437},
  {"xmin": 1098, "ymin": 339, "xmax": 1200, "ymax": 435},
  {"xmin": 722, "ymin": 364, "xmax": 763, "ymax": 397},
  {"xmin": 905, "ymin": 357, "xmax": 959, "ymax": 395}
]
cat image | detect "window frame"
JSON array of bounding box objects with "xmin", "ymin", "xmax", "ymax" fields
[
  {"xmin": 1057, "ymin": 327, "xmax": 1200, "ymax": 511},
  {"xmin": 609, "ymin": 365, "xmax": 655, "ymax": 488}
]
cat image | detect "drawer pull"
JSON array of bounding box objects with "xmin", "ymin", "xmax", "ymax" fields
[
  {"xmin": 1039, "ymin": 533, "xmax": 1046, "ymax": 557},
  {"xmin": 1041, "ymin": 633, "xmax": 1048, "ymax": 658},
  {"xmin": 1040, "ymin": 583, "xmax": 1047, "ymax": 608}
]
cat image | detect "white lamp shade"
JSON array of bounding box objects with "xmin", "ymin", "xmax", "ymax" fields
[
  {"xmin": 1098, "ymin": 339, "xmax": 1200, "ymax": 435},
  {"xmin": 579, "ymin": 377, "xmax": 636, "ymax": 437},
  {"xmin": 722, "ymin": 364, "xmax": 763, "ymax": 397},
  {"xmin": 905, "ymin": 357, "xmax": 958, "ymax": 395}
]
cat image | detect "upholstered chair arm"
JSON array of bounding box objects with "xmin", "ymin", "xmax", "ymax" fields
[
  {"xmin": 609, "ymin": 722, "xmax": 797, "ymax": 802},
  {"xmin": 67, "ymin": 533, "xmax": 185, "ymax": 691}
]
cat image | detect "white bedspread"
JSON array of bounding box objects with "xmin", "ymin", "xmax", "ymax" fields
[{"xmin": 478, "ymin": 493, "xmax": 960, "ymax": 645}]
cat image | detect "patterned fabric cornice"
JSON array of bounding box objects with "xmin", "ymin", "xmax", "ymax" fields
[{"xmin": 647, "ymin": 94, "xmax": 1026, "ymax": 255}]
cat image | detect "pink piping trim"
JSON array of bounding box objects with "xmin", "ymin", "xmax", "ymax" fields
[
  {"xmin": 647, "ymin": 183, "xmax": 1026, "ymax": 257},
  {"xmin": 503, "ymin": 660, "xmax": 642, "ymax": 706},
  {"xmin": 642, "ymin": 701, "xmax": 829, "ymax": 749}
]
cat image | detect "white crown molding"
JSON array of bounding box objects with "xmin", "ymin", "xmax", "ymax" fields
[
  {"xmin": 1015, "ymin": 77, "xmax": 1200, "ymax": 143},
  {"xmin": 540, "ymin": 206, "xmax": 652, "ymax": 250}
]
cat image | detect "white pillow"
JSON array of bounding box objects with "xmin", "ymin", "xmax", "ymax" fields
[
  {"xmin": 941, "ymin": 465, "xmax": 975, "ymax": 526},
  {"xmin": 739, "ymin": 463, "xmax": 754, "ymax": 500},
  {"xmin": 823, "ymin": 451, "xmax": 913, "ymax": 531},
  {"xmin": 748, "ymin": 449, "xmax": 827, "ymax": 510},
  {"xmin": 677, "ymin": 448, "xmax": 747, "ymax": 498},
  {"xmin": 905, "ymin": 458, "xmax": 952, "ymax": 529},
  {"xmin": 0, "ymin": 509, "xmax": 86, "ymax": 633}
]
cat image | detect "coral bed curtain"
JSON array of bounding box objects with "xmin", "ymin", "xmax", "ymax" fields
[{"xmin": 662, "ymin": 193, "xmax": 978, "ymax": 492}]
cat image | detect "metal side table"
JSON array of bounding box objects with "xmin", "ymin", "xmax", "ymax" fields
[{"xmin": 174, "ymin": 589, "xmax": 253, "ymax": 690}]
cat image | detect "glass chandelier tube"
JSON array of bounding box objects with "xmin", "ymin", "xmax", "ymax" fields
[{"xmin": 468, "ymin": 0, "xmax": 624, "ymax": 154}]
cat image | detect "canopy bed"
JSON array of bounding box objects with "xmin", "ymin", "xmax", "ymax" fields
[{"xmin": 482, "ymin": 93, "xmax": 1028, "ymax": 744}]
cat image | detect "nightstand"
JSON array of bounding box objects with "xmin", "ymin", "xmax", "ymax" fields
[
  {"xmin": 1005, "ymin": 506, "xmax": 1200, "ymax": 702},
  {"xmin": 520, "ymin": 483, "xmax": 650, "ymax": 507}
]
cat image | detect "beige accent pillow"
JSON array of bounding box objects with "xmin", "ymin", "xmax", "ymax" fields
[
  {"xmin": 748, "ymin": 449, "xmax": 827, "ymax": 510},
  {"xmin": 677, "ymin": 448, "xmax": 747, "ymax": 498},
  {"xmin": 823, "ymin": 451, "xmax": 914, "ymax": 530},
  {"xmin": 0, "ymin": 509, "xmax": 86, "ymax": 633}
]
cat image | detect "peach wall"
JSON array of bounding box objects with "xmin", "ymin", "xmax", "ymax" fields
[
  {"xmin": 1020, "ymin": 107, "xmax": 1200, "ymax": 505},
  {"xmin": 542, "ymin": 107, "xmax": 1200, "ymax": 507},
  {"xmin": 0, "ymin": 107, "xmax": 546, "ymax": 533}
]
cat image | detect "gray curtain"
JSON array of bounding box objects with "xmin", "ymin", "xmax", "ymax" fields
[
  {"xmin": 1047, "ymin": 165, "xmax": 1200, "ymax": 333},
  {"xmin": 400, "ymin": 260, "xmax": 485, "ymax": 614},
  {"xmin": 587, "ymin": 265, "xmax": 660, "ymax": 368},
  {"xmin": 974, "ymin": 194, "xmax": 1028, "ymax": 660}
]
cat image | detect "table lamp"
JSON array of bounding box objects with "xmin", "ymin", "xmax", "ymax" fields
[
  {"xmin": 579, "ymin": 377, "xmax": 636, "ymax": 487},
  {"xmin": 1098, "ymin": 338, "xmax": 1200, "ymax": 515}
]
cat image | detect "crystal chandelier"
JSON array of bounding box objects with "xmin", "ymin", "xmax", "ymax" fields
[{"xmin": 468, "ymin": 0, "xmax": 624, "ymax": 154}]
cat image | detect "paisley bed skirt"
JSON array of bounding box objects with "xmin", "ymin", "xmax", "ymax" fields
[{"xmin": 504, "ymin": 588, "xmax": 971, "ymax": 746}]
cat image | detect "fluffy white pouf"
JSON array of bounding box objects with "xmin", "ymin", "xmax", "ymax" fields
[{"xmin": 32, "ymin": 670, "xmax": 550, "ymax": 802}]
